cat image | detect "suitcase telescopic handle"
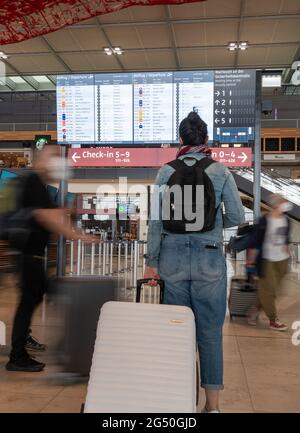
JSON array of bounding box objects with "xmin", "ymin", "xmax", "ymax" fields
[{"xmin": 136, "ymin": 279, "xmax": 165, "ymax": 303}]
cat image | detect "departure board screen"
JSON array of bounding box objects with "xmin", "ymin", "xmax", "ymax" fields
[
  {"xmin": 57, "ymin": 69, "xmax": 256, "ymax": 145},
  {"xmin": 95, "ymin": 73, "xmax": 133, "ymax": 144},
  {"xmin": 133, "ymin": 72, "xmax": 173, "ymax": 144}
]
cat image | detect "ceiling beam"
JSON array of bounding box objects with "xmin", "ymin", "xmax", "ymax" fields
[
  {"xmin": 95, "ymin": 17, "xmax": 125, "ymax": 71},
  {"xmin": 7, "ymin": 41, "xmax": 300, "ymax": 59},
  {"xmin": 1, "ymin": 58, "xmax": 21, "ymax": 75},
  {"xmin": 41, "ymin": 36, "xmax": 72, "ymax": 72},
  {"xmin": 3, "ymin": 64, "xmax": 292, "ymax": 78},
  {"xmin": 282, "ymin": 45, "xmax": 300, "ymax": 84},
  {"xmin": 70, "ymin": 13, "xmax": 300, "ymax": 29},
  {"xmin": 22, "ymin": 76, "xmax": 39, "ymax": 90},
  {"xmin": 165, "ymin": 6, "xmax": 180, "ymax": 69},
  {"xmin": 234, "ymin": 0, "xmax": 246, "ymax": 67},
  {"xmin": 0, "ymin": 76, "xmax": 16, "ymax": 90},
  {"xmin": 0, "ymin": 59, "xmax": 36, "ymax": 90},
  {"xmin": 46, "ymin": 75, "xmax": 57, "ymax": 85}
]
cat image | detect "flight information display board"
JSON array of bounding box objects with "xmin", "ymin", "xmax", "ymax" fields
[
  {"xmin": 95, "ymin": 73, "xmax": 133, "ymax": 143},
  {"xmin": 57, "ymin": 69, "xmax": 256, "ymax": 146},
  {"xmin": 133, "ymin": 72, "xmax": 173, "ymax": 144},
  {"xmin": 173, "ymin": 71, "xmax": 214, "ymax": 141}
]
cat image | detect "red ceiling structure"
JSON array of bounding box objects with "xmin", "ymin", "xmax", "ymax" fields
[{"xmin": 0, "ymin": 0, "xmax": 205, "ymax": 45}]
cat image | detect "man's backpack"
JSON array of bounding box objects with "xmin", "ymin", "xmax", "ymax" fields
[
  {"xmin": 0, "ymin": 177, "xmax": 19, "ymax": 236},
  {"xmin": 162, "ymin": 157, "xmax": 217, "ymax": 233},
  {"xmin": 0, "ymin": 176, "xmax": 31, "ymax": 250}
]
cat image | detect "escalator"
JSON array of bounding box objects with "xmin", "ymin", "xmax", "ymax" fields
[{"xmin": 232, "ymin": 168, "xmax": 300, "ymax": 222}]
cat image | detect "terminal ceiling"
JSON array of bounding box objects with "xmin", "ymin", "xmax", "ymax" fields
[{"xmin": 0, "ymin": 0, "xmax": 299, "ymax": 91}]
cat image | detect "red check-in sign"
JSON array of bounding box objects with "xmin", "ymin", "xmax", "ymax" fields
[
  {"xmin": 69, "ymin": 148, "xmax": 252, "ymax": 168},
  {"xmin": 210, "ymin": 148, "xmax": 252, "ymax": 166}
]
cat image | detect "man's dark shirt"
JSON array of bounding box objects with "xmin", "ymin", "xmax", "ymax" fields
[{"xmin": 20, "ymin": 172, "xmax": 55, "ymax": 256}]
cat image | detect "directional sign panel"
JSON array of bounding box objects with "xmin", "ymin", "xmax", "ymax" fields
[
  {"xmin": 210, "ymin": 148, "xmax": 252, "ymax": 166},
  {"xmin": 213, "ymin": 70, "xmax": 256, "ymax": 144},
  {"xmin": 69, "ymin": 148, "xmax": 252, "ymax": 168}
]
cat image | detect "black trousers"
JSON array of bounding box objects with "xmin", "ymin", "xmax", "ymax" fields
[{"xmin": 11, "ymin": 255, "xmax": 47, "ymax": 359}]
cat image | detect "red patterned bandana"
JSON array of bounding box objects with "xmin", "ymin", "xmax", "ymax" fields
[{"xmin": 176, "ymin": 145, "xmax": 212, "ymax": 158}]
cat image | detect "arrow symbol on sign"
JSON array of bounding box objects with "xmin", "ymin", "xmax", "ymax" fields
[
  {"xmin": 215, "ymin": 109, "xmax": 220, "ymax": 115},
  {"xmin": 237, "ymin": 152, "xmax": 247, "ymax": 163},
  {"xmin": 215, "ymin": 118, "xmax": 220, "ymax": 124},
  {"xmin": 215, "ymin": 91, "xmax": 220, "ymax": 97},
  {"xmin": 215, "ymin": 100, "xmax": 220, "ymax": 106},
  {"xmin": 72, "ymin": 152, "xmax": 81, "ymax": 163}
]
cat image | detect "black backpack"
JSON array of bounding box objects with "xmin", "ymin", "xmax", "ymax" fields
[
  {"xmin": 0, "ymin": 175, "xmax": 32, "ymax": 251},
  {"xmin": 162, "ymin": 157, "xmax": 217, "ymax": 233}
]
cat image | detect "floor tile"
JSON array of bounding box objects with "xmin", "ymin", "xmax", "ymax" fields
[
  {"xmin": 1, "ymin": 269, "xmax": 300, "ymax": 413},
  {"xmin": 249, "ymin": 383, "xmax": 300, "ymax": 413},
  {"xmin": 0, "ymin": 392, "xmax": 53, "ymax": 413},
  {"xmin": 223, "ymin": 336, "xmax": 242, "ymax": 363},
  {"xmin": 237, "ymin": 336, "xmax": 300, "ymax": 366},
  {"xmin": 57, "ymin": 383, "xmax": 88, "ymax": 399},
  {"xmin": 40, "ymin": 396, "xmax": 84, "ymax": 413},
  {"xmin": 220, "ymin": 386, "xmax": 253, "ymax": 413}
]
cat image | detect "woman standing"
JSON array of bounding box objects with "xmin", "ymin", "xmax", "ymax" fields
[{"xmin": 145, "ymin": 112, "xmax": 245, "ymax": 413}]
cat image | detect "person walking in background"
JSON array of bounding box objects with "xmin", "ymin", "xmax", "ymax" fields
[
  {"xmin": 144, "ymin": 112, "xmax": 245, "ymax": 413},
  {"xmin": 6, "ymin": 146, "xmax": 92, "ymax": 372},
  {"xmin": 247, "ymin": 193, "xmax": 291, "ymax": 331}
]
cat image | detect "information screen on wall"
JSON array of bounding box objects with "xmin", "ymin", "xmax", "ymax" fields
[{"xmin": 56, "ymin": 69, "xmax": 256, "ymax": 146}]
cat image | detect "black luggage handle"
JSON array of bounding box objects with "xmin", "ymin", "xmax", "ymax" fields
[
  {"xmin": 237, "ymin": 282, "xmax": 257, "ymax": 293},
  {"xmin": 136, "ymin": 279, "xmax": 165, "ymax": 303}
]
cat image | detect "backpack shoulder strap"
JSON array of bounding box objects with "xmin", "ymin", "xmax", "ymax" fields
[
  {"xmin": 167, "ymin": 157, "xmax": 216, "ymax": 173},
  {"xmin": 166, "ymin": 159, "xmax": 186, "ymax": 170},
  {"xmin": 194, "ymin": 157, "xmax": 216, "ymax": 171}
]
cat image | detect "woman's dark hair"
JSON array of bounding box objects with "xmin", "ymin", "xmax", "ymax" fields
[{"xmin": 179, "ymin": 111, "xmax": 208, "ymax": 146}]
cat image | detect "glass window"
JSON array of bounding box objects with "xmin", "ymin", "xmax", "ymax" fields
[
  {"xmin": 265, "ymin": 138, "xmax": 279, "ymax": 152},
  {"xmin": 297, "ymin": 138, "xmax": 300, "ymax": 151},
  {"xmin": 261, "ymin": 138, "xmax": 264, "ymax": 152},
  {"xmin": 281, "ymin": 137, "xmax": 295, "ymax": 152}
]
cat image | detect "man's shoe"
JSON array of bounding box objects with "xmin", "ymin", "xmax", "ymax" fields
[
  {"xmin": 26, "ymin": 335, "xmax": 46, "ymax": 352},
  {"xmin": 6, "ymin": 355, "xmax": 45, "ymax": 372},
  {"xmin": 269, "ymin": 319, "xmax": 288, "ymax": 332}
]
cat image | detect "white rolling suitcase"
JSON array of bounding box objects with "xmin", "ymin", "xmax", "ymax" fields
[{"xmin": 85, "ymin": 301, "xmax": 197, "ymax": 413}]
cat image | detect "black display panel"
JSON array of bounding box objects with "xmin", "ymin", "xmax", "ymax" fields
[
  {"xmin": 56, "ymin": 70, "xmax": 256, "ymax": 146},
  {"xmin": 213, "ymin": 70, "xmax": 256, "ymax": 144}
]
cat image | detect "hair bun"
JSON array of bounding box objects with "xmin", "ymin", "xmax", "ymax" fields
[
  {"xmin": 187, "ymin": 111, "xmax": 201, "ymax": 126},
  {"xmin": 179, "ymin": 111, "xmax": 208, "ymax": 146}
]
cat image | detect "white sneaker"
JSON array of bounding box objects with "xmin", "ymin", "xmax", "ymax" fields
[
  {"xmin": 201, "ymin": 407, "xmax": 220, "ymax": 413},
  {"xmin": 247, "ymin": 309, "xmax": 259, "ymax": 326}
]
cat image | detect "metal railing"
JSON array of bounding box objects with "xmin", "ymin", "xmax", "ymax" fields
[
  {"xmin": 261, "ymin": 118, "xmax": 300, "ymax": 128},
  {"xmin": 61, "ymin": 238, "xmax": 300, "ymax": 283},
  {"xmin": 0, "ymin": 122, "xmax": 56, "ymax": 131},
  {"xmin": 65, "ymin": 239, "xmax": 147, "ymax": 289}
]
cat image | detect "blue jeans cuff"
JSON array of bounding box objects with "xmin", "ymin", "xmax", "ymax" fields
[{"xmin": 201, "ymin": 383, "xmax": 224, "ymax": 390}]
